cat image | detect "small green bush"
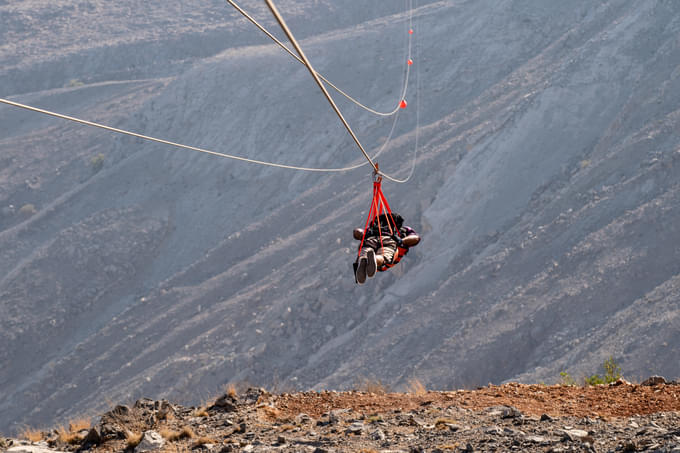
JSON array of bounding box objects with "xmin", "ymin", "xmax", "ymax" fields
[
  {"xmin": 584, "ymin": 374, "xmax": 605, "ymax": 386},
  {"xmin": 90, "ymin": 153, "xmax": 105, "ymax": 173},
  {"xmin": 559, "ymin": 371, "xmax": 576, "ymax": 386},
  {"xmin": 585, "ymin": 356, "xmax": 622, "ymax": 386},
  {"xmin": 19, "ymin": 203, "xmax": 37, "ymax": 217}
]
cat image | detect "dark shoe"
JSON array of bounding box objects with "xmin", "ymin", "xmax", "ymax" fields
[
  {"xmin": 356, "ymin": 257, "xmax": 367, "ymax": 284},
  {"xmin": 366, "ymin": 248, "xmax": 377, "ymax": 277}
]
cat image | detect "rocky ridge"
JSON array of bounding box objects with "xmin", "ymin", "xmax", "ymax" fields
[{"xmin": 3, "ymin": 380, "xmax": 680, "ymax": 453}]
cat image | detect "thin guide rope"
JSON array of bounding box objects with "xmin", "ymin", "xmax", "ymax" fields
[
  {"xmin": 379, "ymin": 0, "xmax": 420, "ymax": 185},
  {"xmin": 264, "ymin": 0, "xmax": 378, "ymax": 173},
  {"xmin": 0, "ymin": 2, "xmax": 420, "ymax": 183},
  {"xmin": 226, "ymin": 0, "xmax": 412, "ymax": 117}
]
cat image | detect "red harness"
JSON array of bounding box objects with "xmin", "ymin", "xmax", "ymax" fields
[{"xmin": 357, "ymin": 175, "xmax": 407, "ymax": 272}]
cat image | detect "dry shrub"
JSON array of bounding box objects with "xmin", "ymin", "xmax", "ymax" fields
[
  {"xmin": 407, "ymin": 378, "xmax": 427, "ymax": 396},
  {"xmin": 356, "ymin": 377, "xmax": 389, "ymax": 395},
  {"xmin": 125, "ymin": 431, "xmax": 144, "ymax": 449},
  {"xmin": 20, "ymin": 427, "xmax": 43, "ymax": 442}
]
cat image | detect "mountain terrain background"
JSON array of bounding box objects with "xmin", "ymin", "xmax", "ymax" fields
[{"xmin": 1, "ymin": 0, "xmax": 680, "ymax": 435}]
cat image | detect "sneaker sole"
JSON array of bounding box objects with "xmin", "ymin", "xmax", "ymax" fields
[
  {"xmin": 356, "ymin": 257, "xmax": 367, "ymax": 284},
  {"xmin": 366, "ymin": 249, "xmax": 377, "ymax": 277}
]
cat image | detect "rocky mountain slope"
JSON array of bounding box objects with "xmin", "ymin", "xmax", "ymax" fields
[
  {"xmin": 2, "ymin": 0, "xmax": 680, "ymax": 435},
  {"xmin": 3, "ymin": 381, "xmax": 680, "ymax": 452}
]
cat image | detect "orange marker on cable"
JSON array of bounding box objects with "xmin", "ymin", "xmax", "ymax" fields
[
  {"xmin": 407, "ymin": 59, "xmax": 413, "ymax": 66},
  {"xmin": 400, "ymin": 100, "xmax": 408, "ymax": 109}
]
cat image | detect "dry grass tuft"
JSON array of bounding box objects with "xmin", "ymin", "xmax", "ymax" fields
[
  {"xmin": 54, "ymin": 417, "xmax": 92, "ymax": 444},
  {"xmin": 57, "ymin": 426, "xmax": 84, "ymax": 445},
  {"xmin": 435, "ymin": 418, "xmax": 458, "ymax": 430},
  {"xmin": 407, "ymin": 378, "xmax": 427, "ymax": 396},
  {"xmin": 159, "ymin": 428, "xmax": 180, "ymax": 442},
  {"xmin": 20, "ymin": 427, "xmax": 44, "ymax": 442},
  {"xmin": 179, "ymin": 426, "xmax": 196, "ymax": 439},
  {"xmin": 160, "ymin": 426, "xmax": 195, "ymax": 442},
  {"xmin": 356, "ymin": 377, "xmax": 389, "ymax": 395},
  {"xmin": 225, "ymin": 383, "xmax": 237, "ymax": 398},
  {"xmin": 192, "ymin": 406, "xmax": 209, "ymax": 417},
  {"xmin": 259, "ymin": 405, "xmax": 281, "ymax": 420},
  {"xmin": 191, "ymin": 436, "xmax": 217, "ymax": 448},
  {"xmin": 280, "ymin": 424, "xmax": 296, "ymax": 432},
  {"xmin": 68, "ymin": 418, "xmax": 91, "ymax": 432},
  {"xmin": 436, "ymin": 444, "xmax": 458, "ymax": 451},
  {"xmin": 125, "ymin": 431, "xmax": 144, "ymax": 449},
  {"xmin": 366, "ymin": 414, "xmax": 384, "ymax": 424}
]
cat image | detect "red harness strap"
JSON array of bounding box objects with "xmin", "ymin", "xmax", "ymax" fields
[{"xmin": 357, "ymin": 175, "xmax": 405, "ymax": 272}]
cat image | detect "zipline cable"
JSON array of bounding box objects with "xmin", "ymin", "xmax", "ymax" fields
[
  {"xmin": 226, "ymin": 0, "xmax": 412, "ymax": 117},
  {"xmin": 264, "ymin": 0, "xmax": 378, "ymax": 173},
  {"xmin": 0, "ymin": 2, "xmax": 420, "ymax": 182},
  {"xmin": 0, "ymin": 97, "xmax": 370, "ymax": 173}
]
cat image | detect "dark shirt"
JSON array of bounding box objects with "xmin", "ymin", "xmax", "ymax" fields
[{"xmin": 366, "ymin": 213, "xmax": 416, "ymax": 240}]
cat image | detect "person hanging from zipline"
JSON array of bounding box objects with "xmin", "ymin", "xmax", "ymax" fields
[
  {"xmin": 353, "ymin": 169, "xmax": 420, "ymax": 284},
  {"xmin": 353, "ymin": 212, "xmax": 420, "ymax": 284}
]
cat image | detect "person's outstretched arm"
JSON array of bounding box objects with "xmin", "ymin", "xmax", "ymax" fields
[{"xmin": 402, "ymin": 234, "xmax": 420, "ymax": 247}]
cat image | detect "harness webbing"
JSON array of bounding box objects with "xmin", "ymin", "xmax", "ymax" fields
[{"xmin": 357, "ymin": 175, "xmax": 403, "ymax": 264}]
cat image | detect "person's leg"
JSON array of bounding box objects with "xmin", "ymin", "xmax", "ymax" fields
[
  {"xmin": 356, "ymin": 237, "xmax": 379, "ymax": 283},
  {"xmin": 377, "ymin": 237, "xmax": 397, "ymax": 268}
]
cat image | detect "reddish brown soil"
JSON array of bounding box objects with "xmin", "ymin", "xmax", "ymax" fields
[{"xmin": 274, "ymin": 382, "xmax": 680, "ymax": 419}]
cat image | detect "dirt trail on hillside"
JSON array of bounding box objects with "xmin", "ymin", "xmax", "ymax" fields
[{"xmin": 275, "ymin": 382, "xmax": 680, "ymax": 419}]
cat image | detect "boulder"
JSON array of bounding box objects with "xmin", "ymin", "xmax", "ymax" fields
[
  {"xmin": 241, "ymin": 387, "xmax": 269, "ymax": 405},
  {"xmin": 7, "ymin": 447, "xmax": 69, "ymax": 453},
  {"xmin": 135, "ymin": 430, "xmax": 164, "ymax": 452},
  {"xmin": 83, "ymin": 426, "xmax": 102, "ymax": 445},
  {"xmin": 641, "ymin": 376, "xmax": 666, "ymax": 386},
  {"xmin": 212, "ymin": 394, "xmax": 238, "ymax": 412},
  {"xmin": 561, "ymin": 429, "xmax": 594, "ymax": 443}
]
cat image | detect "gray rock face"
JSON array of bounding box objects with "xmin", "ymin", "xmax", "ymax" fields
[
  {"xmin": 10, "ymin": 393, "xmax": 676, "ymax": 453},
  {"xmin": 134, "ymin": 431, "xmax": 164, "ymax": 453},
  {"xmin": 2, "ymin": 0, "xmax": 680, "ymax": 434},
  {"xmin": 6, "ymin": 447, "xmax": 68, "ymax": 453},
  {"xmin": 642, "ymin": 376, "xmax": 667, "ymax": 386}
]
